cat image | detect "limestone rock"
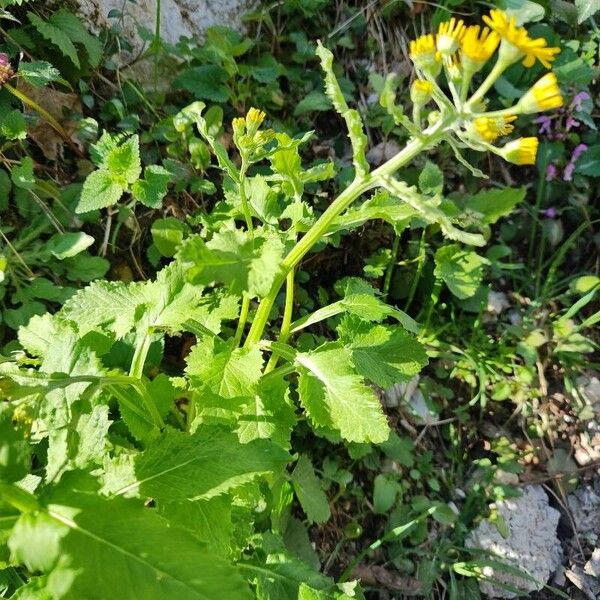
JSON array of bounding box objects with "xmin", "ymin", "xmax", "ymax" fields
[
  {"xmin": 466, "ymin": 485, "xmax": 562, "ymax": 598},
  {"xmin": 77, "ymin": 0, "xmax": 254, "ymax": 55}
]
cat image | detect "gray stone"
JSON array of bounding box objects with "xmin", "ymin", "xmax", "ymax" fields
[{"xmin": 466, "ymin": 485, "xmax": 562, "ymax": 599}]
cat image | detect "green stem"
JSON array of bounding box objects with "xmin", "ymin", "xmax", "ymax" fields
[
  {"xmin": 404, "ymin": 228, "xmax": 427, "ymax": 311},
  {"xmin": 234, "ymin": 294, "xmax": 251, "ymax": 346},
  {"xmin": 239, "ymin": 159, "xmax": 253, "ymax": 234},
  {"xmin": 244, "ymin": 117, "xmax": 452, "ymax": 347},
  {"xmin": 0, "ymin": 482, "xmax": 39, "ymax": 513},
  {"xmin": 129, "ymin": 331, "xmax": 152, "ymax": 378},
  {"xmin": 265, "ymin": 269, "xmax": 295, "ymax": 373},
  {"xmin": 527, "ymin": 163, "xmax": 546, "ymax": 267},
  {"xmin": 382, "ymin": 234, "xmax": 400, "ymax": 299},
  {"xmin": 467, "ymin": 60, "xmax": 508, "ymax": 108}
]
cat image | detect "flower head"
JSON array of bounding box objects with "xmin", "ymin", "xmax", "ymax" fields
[
  {"xmin": 500, "ymin": 137, "xmax": 538, "ymax": 165},
  {"xmin": 483, "ymin": 9, "xmax": 560, "ymax": 68},
  {"xmin": 473, "ymin": 115, "xmax": 517, "ymax": 142},
  {"xmin": 409, "ymin": 34, "xmax": 442, "ymax": 76},
  {"xmin": 460, "ymin": 25, "xmax": 500, "ymax": 72},
  {"xmin": 518, "ymin": 72, "xmax": 563, "ymax": 114},
  {"xmin": 437, "ymin": 18, "xmax": 467, "ymax": 55},
  {"xmin": 0, "ymin": 53, "xmax": 14, "ymax": 87},
  {"xmin": 410, "ymin": 79, "xmax": 433, "ymax": 105}
]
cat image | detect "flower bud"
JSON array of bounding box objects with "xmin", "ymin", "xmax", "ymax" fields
[
  {"xmin": 517, "ymin": 73, "xmax": 563, "ymax": 114},
  {"xmin": 410, "ymin": 79, "xmax": 433, "ymax": 107},
  {"xmin": 500, "ymin": 137, "xmax": 538, "ymax": 165}
]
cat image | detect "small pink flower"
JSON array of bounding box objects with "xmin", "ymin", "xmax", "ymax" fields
[
  {"xmin": 565, "ymin": 116, "xmax": 580, "ymax": 131},
  {"xmin": 541, "ymin": 207, "xmax": 557, "ymax": 218},
  {"xmin": 0, "ymin": 53, "xmax": 13, "ymax": 87},
  {"xmin": 563, "ymin": 144, "xmax": 588, "ymax": 181},
  {"xmin": 535, "ymin": 115, "xmax": 553, "ymax": 135},
  {"xmin": 571, "ymin": 143, "xmax": 588, "ymax": 161}
]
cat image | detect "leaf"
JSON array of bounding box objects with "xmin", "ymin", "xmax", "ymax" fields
[
  {"xmin": 0, "ymin": 404, "xmax": 31, "ymax": 482},
  {"xmin": 131, "ymin": 165, "xmax": 171, "ymax": 209},
  {"xmin": 8, "ymin": 481, "xmax": 252, "ymax": 600},
  {"xmin": 434, "ymin": 244, "xmax": 488, "ymax": 299},
  {"xmin": 178, "ymin": 228, "xmax": 285, "ymax": 298},
  {"xmin": 17, "ymin": 61, "xmax": 62, "ymax": 87},
  {"xmin": 115, "ymin": 428, "xmax": 289, "ymax": 501},
  {"xmin": 46, "ymin": 232, "xmax": 94, "ymax": 259},
  {"xmin": 28, "ymin": 12, "xmax": 79, "ymax": 68},
  {"xmin": 11, "ymin": 157, "xmax": 35, "ymax": 190},
  {"xmin": 106, "ymin": 135, "xmax": 141, "ymax": 185},
  {"xmin": 296, "ymin": 343, "xmax": 389, "ymax": 443},
  {"xmin": 49, "ymin": 9, "xmax": 102, "ymax": 67},
  {"xmin": 575, "ymin": 145, "xmax": 600, "ymax": 176},
  {"xmin": 77, "ymin": 170, "xmax": 124, "ymax": 212},
  {"xmin": 151, "ymin": 217, "xmax": 188, "ymax": 257},
  {"xmin": 173, "ymin": 65, "xmax": 230, "ymax": 102},
  {"xmin": 1, "ymin": 110, "xmax": 27, "ymax": 140},
  {"xmin": 373, "ymin": 474, "xmax": 398, "ymax": 514},
  {"xmin": 338, "ymin": 320, "xmax": 428, "ymax": 389},
  {"xmin": 186, "ymin": 337, "xmax": 264, "ymax": 399},
  {"xmin": 460, "ymin": 187, "xmax": 526, "ymax": 225},
  {"xmin": 291, "ymin": 455, "xmax": 330, "ymax": 524},
  {"xmin": 293, "ymin": 91, "xmax": 331, "ymax": 116},
  {"xmin": 418, "ymin": 161, "xmax": 444, "ymax": 195},
  {"xmin": 575, "ymin": 0, "xmax": 600, "ymax": 22}
]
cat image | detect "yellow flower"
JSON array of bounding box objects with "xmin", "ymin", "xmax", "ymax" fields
[
  {"xmin": 473, "ymin": 115, "xmax": 517, "ymax": 142},
  {"xmin": 245, "ymin": 107, "xmax": 266, "ymax": 136},
  {"xmin": 518, "ymin": 72, "xmax": 563, "ymax": 114},
  {"xmin": 445, "ymin": 53, "xmax": 462, "ymax": 82},
  {"xmin": 460, "ymin": 25, "xmax": 500, "ymax": 72},
  {"xmin": 437, "ymin": 17, "xmax": 467, "ymax": 55},
  {"xmin": 483, "ymin": 9, "xmax": 560, "ymax": 68},
  {"xmin": 501, "ymin": 137, "xmax": 538, "ymax": 165},
  {"xmin": 410, "ymin": 79, "xmax": 433, "ymax": 105},
  {"xmin": 409, "ymin": 34, "xmax": 442, "ymax": 76}
]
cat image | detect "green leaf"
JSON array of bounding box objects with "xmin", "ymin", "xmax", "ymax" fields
[
  {"xmin": 173, "ymin": 65, "xmax": 230, "ymax": 102},
  {"xmin": 77, "ymin": 170, "xmax": 124, "ymax": 212},
  {"xmin": 575, "ymin": 145, "xmax": 600, "ymax": 176},
  {"xmin": 296, "ymin": 343, "xmax": 389, "ymax": 443},
  {"xmin": 17, "ymin": 61, "xmax": 62, "ymax": 87},
  {"xmin": 460, "ymin": 187, "xmax": 526, "ymax": 225},
  {"xmin": 373, "ymin": 474, "xmax": 398, "ymax": 514},
  {"xmin": 9, "ymin": 481, "xmax": 252, "ymax": 600},
  {"xmin": 575, "ymin": 0, "xmax": 600, "ymax": 22},
  {"xmin": 293, "ymin": 91, "xmax": 331, "ymax": 116},
  {"xmin": 46, "ymin": 232, "xmax": 94, "ymax": 259},
  {"xmin": 28, "ymin": 11, "xmax": 79, "ymax": 68},
  {"xmin": 11, "ymin": 157, "xmax": 35, "ymax": 190},
  {"xmin": 49, "ymin": 9, "xmax": 102, "ymax": 67},
  {"xmin": 106, "ymin": 135, "xmax": 141, "ymax": 185},
  {"xmin": 115, "ymin": 428, "xmax": 289, "ymax": 501},
  {"xmin": 434, "ymin": 244, "xmax": 488, "ymax": 299},
  {"xmin": 0, "ymin": 405, "xmax": 31, "ymax": 482},
  {"xmin": 151, "ymin": 217, "xmax": 188, "ymax": 257},
  {"xmin": 418, "ymin": 161, "xmax": 444, "ymax": 195},
  {"xmin": 339, "ymin": 320, "xmax": 428, "ymax": 389},
  {"xmin": 132, "ymin": 165, "xmax": 171, "ymax": 208},
  {"xmin": 291, "ymin": 455, "xmax": 331, "ymax": 524},
  {"xmin": 179, "ymin": 228, "xmax": 285, "ymax": 298},
  {"xmin": 0, "ymin": 110, "xmax": 27, "ymax": 140},
  {"xmin": 186, "ymin": 337, "xmax": 264, "ymax": 399}
]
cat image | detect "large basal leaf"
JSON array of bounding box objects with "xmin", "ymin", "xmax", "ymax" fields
[
  {"xmin": 8, "ymin": 482, "xmax": 251, "ymax": 600},
  {"xmin": 114, "ymin": 428, "xmax": 290, "ymax": 501},
  {"xmin": 291, "ymin": 455, "xmax": 330, "ymax": 524},
  {"xmin": 296, "ymin": 344, "xmax": 389, "ymax": 444}
]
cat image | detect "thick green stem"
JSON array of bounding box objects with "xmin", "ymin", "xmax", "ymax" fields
[
  {"xmin": 265, "ymin": 269, "xmax": 295, "ymax": 372},
  {"xmin": 244, "ymin": 117, "xmax": 452, "ymax": 347},
  {"xmin": 467, "ymin": 60, "xmax": 508, "ymax": 108},
  {"xmin": 234, "ymin": 294, "xmax": 251, "ymax": 346}
]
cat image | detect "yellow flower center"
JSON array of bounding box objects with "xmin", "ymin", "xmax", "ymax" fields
[
  {"xmin": 473, "ymin": 115, "xmax": 517, "ymax": 142},
  {"xmin": 482, "ymin": 9, "xmax": 560, "ymax": 68}
]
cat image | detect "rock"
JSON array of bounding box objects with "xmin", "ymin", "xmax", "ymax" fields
[
  {"xmin": 366, "ymin": 140, "xmax": 401, "ymax": 166},
  {"xmin": 487, "ymin": 291, "xmax": 510, "ymax": 316},
  {"xmin": 77, "ymin": 0, "xmax": 254, "ymax": 57},
  {"xmin": 567, "ymin": 481, "xmax": 600, "ymax": 546},
  {"xmin": 383, "ymin": 375, "xmax": 419, "ymax": 408},
  {"xmin": 466, "ymin": 485, "xmax": 562, "ymax": 599}
]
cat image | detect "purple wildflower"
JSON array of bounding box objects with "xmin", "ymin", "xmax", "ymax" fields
[
  {"xmin": 563, "ymin": 143, "xmax": 588, "ymax": 181},
  {"xmin": 535, "ymin": 115, "xmax": 553, "ymax": 135},
  {"xmin": 0, "ymin": 53, "xmax": 13, "ymax": 87},
  {"xmin": 541, "ymin": 207, "xmax": 557, "ymax": 218},
  {"xmin": 545, "ymin": 164, "xmax": 557, "ymax": 181},
  {"xmin": 571, "ymin": 91, "xmax": 591, "ymax": 111},
  {"xmin": 565, "ymin": 116, "xmax": 580, "ymax": 131}
]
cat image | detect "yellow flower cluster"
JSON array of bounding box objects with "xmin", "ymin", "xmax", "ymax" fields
[{"xmin": 408, "ymin": 9, "xmax": 563, "ymax": 166}]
